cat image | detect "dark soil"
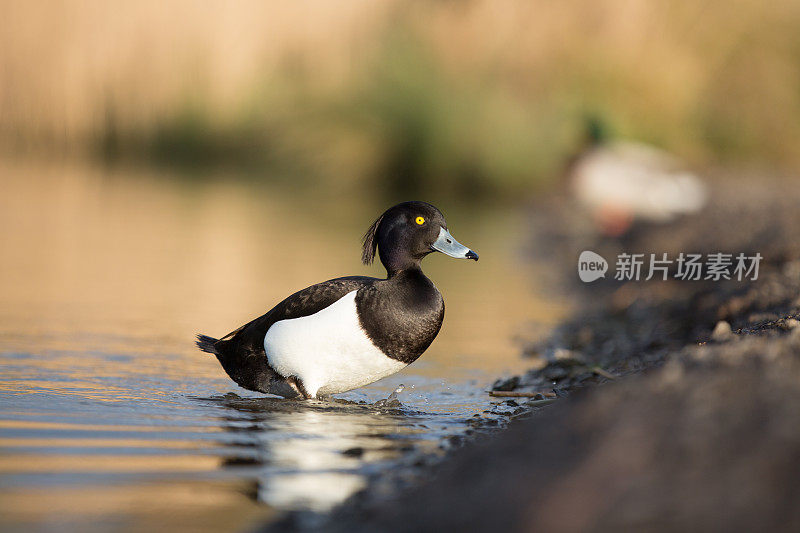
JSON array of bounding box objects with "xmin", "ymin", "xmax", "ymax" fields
[{"xmin": 269, "ymin": 172, "xmax": 800, "ymax": 532}]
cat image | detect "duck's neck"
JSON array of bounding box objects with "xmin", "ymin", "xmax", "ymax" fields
[
  {"xmin": 386, "ymin": 264, "xmax": 425, "ymax": 280},
  {"xmin": 384, "ymin": 265, "xmax": 440, "ymax": 311},
  {"xmin": 379, "ymin": 242, "xmax": 429, "ymax": 278}
]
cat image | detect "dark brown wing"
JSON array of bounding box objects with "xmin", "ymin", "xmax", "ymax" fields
[{"xmin": 210, "ymin": 276, "xmax": 377, "ymax": 393}]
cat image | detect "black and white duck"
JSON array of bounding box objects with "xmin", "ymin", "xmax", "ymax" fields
[{"xmin": 197, "ymin": 201, "xmax": 478, "ymax": 399}]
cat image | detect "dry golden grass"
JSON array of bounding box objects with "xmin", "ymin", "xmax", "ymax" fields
[
  {"xmin": 1, "ymin": 0, "xmax": 799, "ymax": 191},
  {"xmin": 0, "ymin": 1, "xmax": 392, "ymax": 149}
]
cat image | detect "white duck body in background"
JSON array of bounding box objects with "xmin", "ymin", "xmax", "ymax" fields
[{"xmin": 570, "ymin": 137, "xmax": 708, "ymax": 236}]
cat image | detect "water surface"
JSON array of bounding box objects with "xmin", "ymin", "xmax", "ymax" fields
[{"xmin": 0, "ymin": 158, "xmax": 563, "ymax": 531}]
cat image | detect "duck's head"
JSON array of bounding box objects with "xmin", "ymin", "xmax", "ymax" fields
[{"xmin": 362, "ymin": 201, "xmax": 478, "ymax": 274}]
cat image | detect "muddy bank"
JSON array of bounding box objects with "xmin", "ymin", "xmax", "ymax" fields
[
  {"xmin": 282, "ymin": 174, "xmax": 800, "ymax": 532},
  {"xmin": 323, "ymin": 331, "xmax": 800, "ymax": 532}
]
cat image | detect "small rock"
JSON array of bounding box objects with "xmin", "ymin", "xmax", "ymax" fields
[
  {"xmin": 553, "ymin": 348, "xmax": 574, "ymax": 361},
  {"xmin": 492, "ymin": 376, "xmax": 520, "ymax": 392},
  {"xmin": 711, "ymin": 320, "xmax": 733, "ymax": 342},
  {"xmin": 550, "ymin": 348, "xmax": 587, "ymax": 365},
  {"xmin": 784, "ymin": 318, "xmax": 800, "ymax": 330},
  {"xmin": 342, "ymin": 447, "xmax": 364, "ymax": 458}
]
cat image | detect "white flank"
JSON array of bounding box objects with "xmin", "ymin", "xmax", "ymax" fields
[
  {"xmin": 264, "ymin": 290, "xmax": 407, "ymax": 397},
  {"xmin": 573, "ymin": 143, "xmax": 707, "ymax": 222}
]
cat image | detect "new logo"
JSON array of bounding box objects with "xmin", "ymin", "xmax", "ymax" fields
[{"xmin": 578, "ymin": 251, "xmax": 608, "ymax": 282}]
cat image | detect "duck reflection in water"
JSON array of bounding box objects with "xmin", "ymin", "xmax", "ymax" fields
[{"xmin": 209, "ymin": 391, "xmax": 419, "ymax": 511}]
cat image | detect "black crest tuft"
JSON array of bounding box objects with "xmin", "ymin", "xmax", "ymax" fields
[{"xmin": 361, "ymin": 213, "xmax": 385, "ymax": 265}]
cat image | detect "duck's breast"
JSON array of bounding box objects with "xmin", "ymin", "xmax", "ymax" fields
[
  {"xmin": 264, "ymin": 290, "xmax": 406, "ymax": 397},
  {"xmin": 355, "ymin": 276, "xmax": 445, "ymax": 365}
]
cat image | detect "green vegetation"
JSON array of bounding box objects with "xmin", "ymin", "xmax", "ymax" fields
[{"xmin": 2, "ymin": 1, "xmax": 799, "ymax": 199}]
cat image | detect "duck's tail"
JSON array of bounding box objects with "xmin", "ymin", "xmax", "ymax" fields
[
  {"xmin": 195, "ymin": 331, "xmax": 301, "ymax": 398},
  {"xmin": 196, "ymin": 334, "xmax": 219, "ymax": 355}
]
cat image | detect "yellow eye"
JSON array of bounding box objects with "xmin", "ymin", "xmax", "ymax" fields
[{"xmin": 415, "ymin": 216, "xmax": 425, "ymax": 225}]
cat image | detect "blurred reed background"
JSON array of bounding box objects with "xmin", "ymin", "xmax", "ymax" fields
[{"xmin": 2, "ymin": 0, "xmax": 799, "ymax": 200}]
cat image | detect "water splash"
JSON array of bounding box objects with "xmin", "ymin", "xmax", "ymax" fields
[{"xmin": 372, "ymin": 384, "xmax": 404, "ymax": 408}]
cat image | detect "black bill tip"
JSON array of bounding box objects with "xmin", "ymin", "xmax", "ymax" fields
[{"xmin": 465, "ymin": 250, "xmax": 479, "ymax": 261}]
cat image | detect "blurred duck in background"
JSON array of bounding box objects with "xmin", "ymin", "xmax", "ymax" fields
[{"xmin": 568, "ymin": 117, "xmax": 708, "ymax": 237}]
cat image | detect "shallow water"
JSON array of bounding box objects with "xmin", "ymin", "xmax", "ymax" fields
[{"xmin": 0, "ymin": 158, "xmax": 563, "ymax": 531}]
